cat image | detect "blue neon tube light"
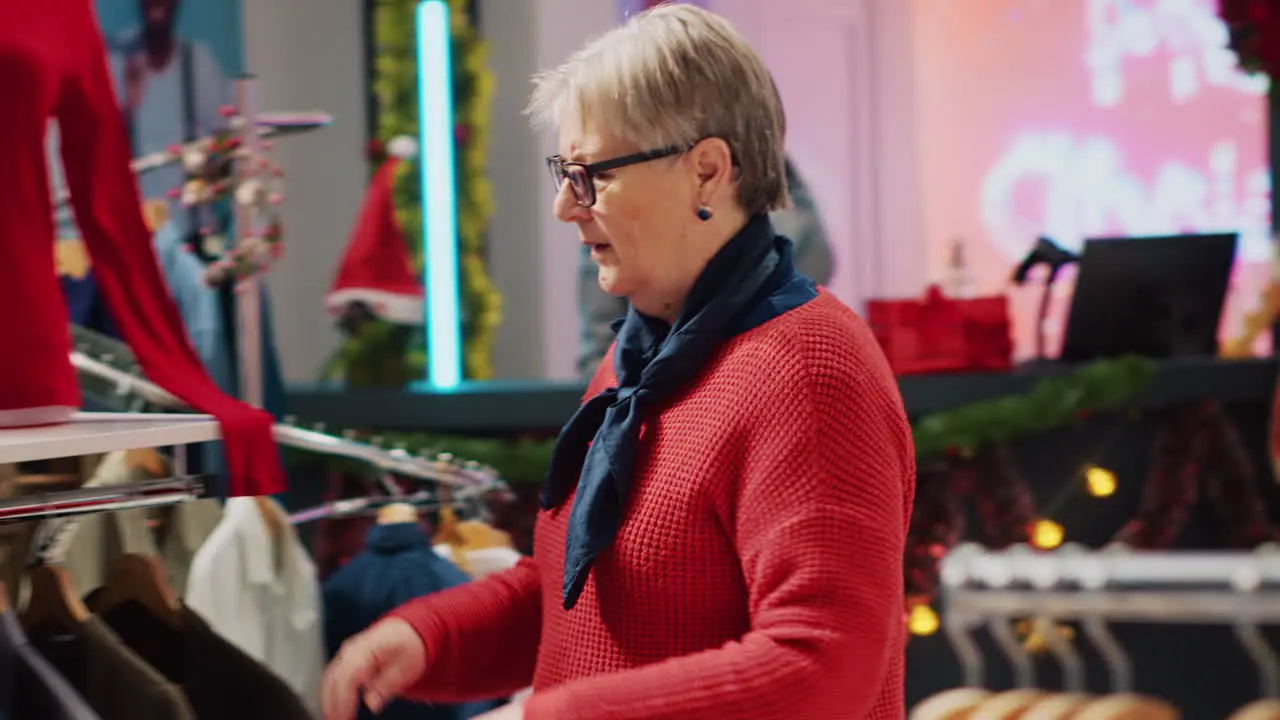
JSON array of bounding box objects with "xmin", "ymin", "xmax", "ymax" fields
[{"xmin": 416, "ymin": 0, "xmax": 462, "ymax": 388}]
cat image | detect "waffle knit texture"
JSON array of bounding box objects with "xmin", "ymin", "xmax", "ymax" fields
[{"xmin": 389, "ymin": 290, "xmax": 915, "ymax": 719}]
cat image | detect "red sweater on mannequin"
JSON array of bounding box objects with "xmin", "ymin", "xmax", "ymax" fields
[
  {"xmin": 0, "ymin": 0, "xmax": 284, "ymax": 496},
  {"xmin": 390, "ymin": 291, "xmax": 915, "ymax": 719}
]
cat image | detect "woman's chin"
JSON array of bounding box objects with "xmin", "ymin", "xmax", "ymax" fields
[{"xmin": 596, "ymin": 271, "xmax": 630, "ymax": 298}]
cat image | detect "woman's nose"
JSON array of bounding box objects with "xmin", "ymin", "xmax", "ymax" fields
[{"xmin": 554, "ymin": 181, "xmax": 590, "ymax": 224}]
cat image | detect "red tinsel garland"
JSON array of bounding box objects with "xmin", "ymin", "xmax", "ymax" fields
[
  {"xmin": 1113, "ymin": 406, "xmax": 1205, "ymax": 548},
  {"xmin": 904, "ymin": 460, "xmax": 968, "ymax": 607},
  {"xmin": 1219, "ymin": 0, "xmax": 1280, "ymax": 76},
  {"xmin": 972, "ymin": 445, "xmax": 1038, "ymax": 549},
  {"xmin": 1199, "ymin": 402, "xmax": 1280, "ymax": 547}
]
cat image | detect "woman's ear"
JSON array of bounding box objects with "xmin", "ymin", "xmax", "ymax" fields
[{"xmin": 689, "ymin": 137, "xmax": 735, "ymax": 197}]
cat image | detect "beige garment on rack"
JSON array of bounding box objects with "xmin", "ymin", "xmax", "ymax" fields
[
  {"xmin": 61, "ymin": 451, "xmax": 222, "ymax": 594},
  {"xmin": 0, "ymin": 464, "xmax": 35, "ymax": 602}
]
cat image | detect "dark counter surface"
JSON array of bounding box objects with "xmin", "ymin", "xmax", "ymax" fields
[{"xmin": 285, "ymin": 356, "xmax": 1279, "ymax": 435}]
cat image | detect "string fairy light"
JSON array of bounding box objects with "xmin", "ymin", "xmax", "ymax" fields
[
  {"xmin": 907, "ymin": 603, "xmax": 940, "ymax": 637},
  {"xmin": 1084, "ymin": 464, "xmax": 1118, "ymax": 497},
  {"xmin": 1030, "ymin": 519, "xmax": 1065, "ymax": 550}
]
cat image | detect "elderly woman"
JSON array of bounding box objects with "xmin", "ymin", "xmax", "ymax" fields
[{"xmin": 321, "ymin": 6, "xmax": 914, "ymax": 720}]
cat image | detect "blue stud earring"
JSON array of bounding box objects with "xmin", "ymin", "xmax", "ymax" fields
[{"xmin": 696, "ymin": 205, "xmax": 714, "ymax": 221}]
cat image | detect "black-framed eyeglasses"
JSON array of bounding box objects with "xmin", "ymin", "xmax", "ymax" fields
[{"xmin": 546, "ymin": 145, "xmax": 687, "ymax": 208}]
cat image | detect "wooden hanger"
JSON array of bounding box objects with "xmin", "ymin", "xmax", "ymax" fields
[
  {"xmin": 376, "ymin": 502, "xmax": 419, "ymax": 525},
  {"xmin": 432, "ymin": 505, "xmax": 473, "ymax": 574},
  {"xmin": 968, "ymin": 689, "xmax": 1047, "ymax": 720},
  {"xmin": 253, "ymin": 496, "xmax": 285, "ymax": 547},
  {"xmin": 1022, "ymin": 693, "xmax": 1094, "ymax": 720},
  {"xmin": 123, "ymin": 448, "xmax": 169, "ymax": 478},
  {"xmin": 1071, "ymin": 694, "xmax": 1179, "ymax": 720},
  {"xmin": 455, "ymin": 519, "xmax": 514, "ymax": 550},
  {"xmin": 92, "ymin": 553, "xmax": 182, "ymax": 629},
  {"xmin": 21, "ymin": 564, "xmax": 89, "ymax": 631},
  {"xmin": 433, "ymin": 501, "xmax": 462, "ymax": 543},
  {"xmin": 1228, "ymin": 699, "xmax": 1280, "ymax": 720},
  {"xmin": 0, "ymin": 581, "xmax": 11, "ymax": 614},
  {"xmin": 909, "ymin": 687, "xmax": 992, "ymax": 720}
]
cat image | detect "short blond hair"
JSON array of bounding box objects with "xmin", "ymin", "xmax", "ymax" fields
[{"xmin": 526, "ymin": 3, "xmax": 789, "ymax": 216}]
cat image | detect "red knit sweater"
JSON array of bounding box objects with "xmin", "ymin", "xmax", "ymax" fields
[
  {"xmin": 0, "ymin": 0, "xmax": 283, "ymax": 495},
  {"xmin": 391, "ymin": 290, "xmax": 915, "ymax": 719}
]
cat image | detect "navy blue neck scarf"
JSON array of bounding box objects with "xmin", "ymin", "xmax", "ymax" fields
[{"xmin": 541, "ymin": 213, "xmax": 818, "ymax": 609}]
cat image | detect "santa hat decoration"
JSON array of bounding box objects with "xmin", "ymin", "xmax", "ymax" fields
[{"xmin": 326, "ymin": 135, "xmax": 424, "ymax": 325}]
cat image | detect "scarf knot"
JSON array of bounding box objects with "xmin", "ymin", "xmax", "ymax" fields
[{"xmin": 541, "ymin": 215, "xmax": 818, "ymax": 609}]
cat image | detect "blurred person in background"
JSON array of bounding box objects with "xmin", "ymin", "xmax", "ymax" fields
[{"xmin": 107, "ymin": 0, "xmax": 232, "ymax": 204}]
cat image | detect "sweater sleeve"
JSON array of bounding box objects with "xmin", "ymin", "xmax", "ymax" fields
[
  {"xmin": 389, "ymin": 556, "xmax": 542, "ymax": 702},
  {"xmin": 524, "ymin": 351, "xmax": 914, "ymax": 720},
  {"xmin": 55, "ymin": 0, "xmax": 284, "ymax": 497}
]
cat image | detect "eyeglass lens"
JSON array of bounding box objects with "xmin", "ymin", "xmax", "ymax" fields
[{"xmin": 550, "ymin": 161, "xmax": 594, "ymax": 207}]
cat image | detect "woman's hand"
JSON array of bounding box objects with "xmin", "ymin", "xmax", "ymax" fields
[
  {"xmin": 321, "ymin": 618, "xmax": 427, "ymax": 720},
  {"xmin": 474, "ymin": 698, "xmax": 528, "ymax": 720}
]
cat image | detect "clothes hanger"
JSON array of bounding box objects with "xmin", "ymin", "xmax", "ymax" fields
[
  {"xmin": 1021, "ymin": 613, "xmax": 1090, "ymax": 718},
  {"xmin": 1227, "ymin": 592, "xmax": 1280, "ymax": 720},
  {"xmin": 989, "ymin": 614, "xmax": 1037, "ymax": 690},
  {"xmin": 1230, "ymin": 700, "xmax": 1280, "ymax": 720},
  {"xmin": 910, "ymin": 598, "xmax": 991, "ymax": 720},
  {"xmin": 968, "ymin": 688, "xmax": 1048, "ymax": 720},
  {"xmin": 123, "ymin": 448, "xmax": 169, "ymax": 478},
  {"xmin": 1064, "ymin": 590, "xmax": 1177, "ymax": 720},
  {"xmin": 21, "ymin": 564, "xmax": 90, "ymax": 631},
  {"xmin": 1080, "ymin": 610, "xmax": 1133, "ymax": 696},
  {"xmin": 1070, "ymin": 694, "xmax": 1178, "ymax": 720},
  {"xmin": 253, "ymin": 496, "xmax": 285, "ymax": 547},
  {"xmin": 967, "ymin": 615, "xmax": 1045, "ymax": 719},
  {"xmin": 0, "ymin": 581, "xmax": 11, "ymax": 613},
  {"xmin": 1021, "ymin": 693, "xmax": 1093, "ymax": 720},
  {"xmin": 376, "ymin": 502, "xmax": 418, "ymax": 525},
  {"xmin": 908, "ymin": 687, "xmax": 992, "ymax": 720},
  {"xmin": 434, "ymin": 503, "xmax": 472, "ymax": 574},
  {"xmin": 1036, "ymin": 615, "xmax": 1085, "ymax": 693},
  {"xmin": 92, "ymin": 553, "xmax": 182, "ymax": 630},
  {"xmin": 436, "ymin": 502, "xmax": 513, "ymax": 551}
]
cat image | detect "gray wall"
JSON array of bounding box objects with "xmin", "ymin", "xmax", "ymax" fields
[
  {"xmin": 246, "ymin": 0, "xmax": 769, "ymax": 382},
  {"xmin": 485, "ymin": 0, "xmax": 617, "ymax": 380},
  {"xmin": 243, "ymin": 0, "xmax": 605, "ymax": 383},
  {"xmin": 242, "ymin": 0, "xmax": 368, "ymax": 383}
]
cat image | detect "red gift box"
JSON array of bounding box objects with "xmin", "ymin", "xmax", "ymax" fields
[{"xmin": 866, "ymin": 286, "xmax": 1012, "ymax": 376}]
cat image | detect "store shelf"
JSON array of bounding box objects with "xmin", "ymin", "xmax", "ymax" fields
[
  {"xmin": 0, "ymin": 412, "xmax": 219, "ymax": 464},
  {"xmin": 285, "ymin": 356, "xmax": 1280, "ymax": 434}
]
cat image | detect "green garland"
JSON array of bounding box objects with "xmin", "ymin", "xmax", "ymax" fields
[
  {"xmin": 315, "ymin": 356, "xmax": 1159, "ymax": 484},
  {"xmin": 448, "ymin": 0, "xmax": 502, "ymax": 380},
  {"xmin": 912, "ymin": 355, "xmax": 1157, "ymax": 458}
]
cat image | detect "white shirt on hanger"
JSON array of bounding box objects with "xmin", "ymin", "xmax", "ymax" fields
[{"xmin": 185, "ymin": 497, "xmax": 323, "ymax": 716}]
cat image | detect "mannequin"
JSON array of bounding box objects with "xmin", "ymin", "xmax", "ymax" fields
[{"xmin": 0, "ymin": 0, "xmax": 283, "ymax": 495}]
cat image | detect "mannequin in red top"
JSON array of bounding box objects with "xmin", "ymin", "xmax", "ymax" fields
[{"xmin": 0, "ymin": 0, "xmax": 284, "ymax": 496}]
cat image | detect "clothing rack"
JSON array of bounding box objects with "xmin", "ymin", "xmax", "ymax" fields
[
  {"xmin": 939, "ymin": 544, "xmax": 1280, "ymax": 592},
  {"xmin": 68, "ymin": 350, "xmax": 495, "ymax": 487},
  {"xmin": 0, "ymin": 476, "xmax": 206, "ymax": 523},
  {"xmin": 51, "ymin": 112, "xmax": 332, "ymax": 206},
  {"xmin": 287, "ymin": 484, "xmax": 489, "ymax": 525},
  {"xmin": 232, "ymin": 76, "xmax": 265, "ymax": 409},
  {"xmin": 938, "ymin": 543, "xmax": 1280, "ymax": 694}
]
